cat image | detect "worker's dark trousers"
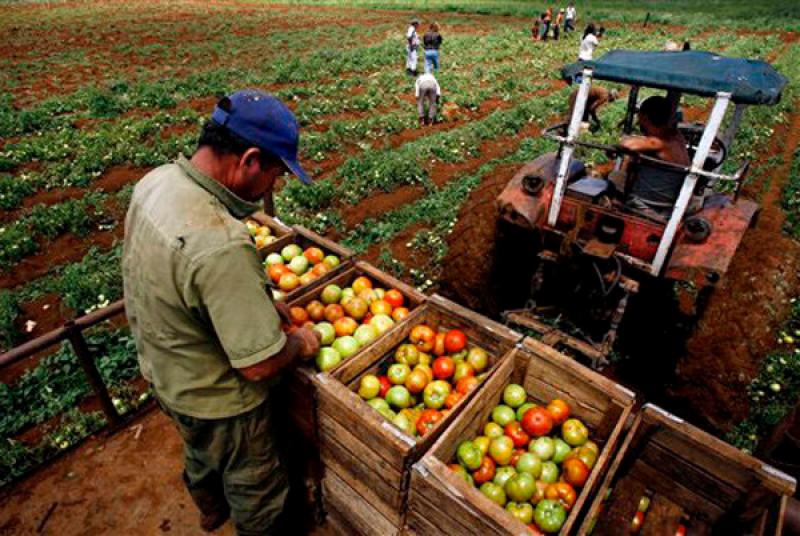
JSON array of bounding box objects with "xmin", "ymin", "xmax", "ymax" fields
[{"xmin": 158, "ymin": 397, "xmax": 289, "ymax": 536}]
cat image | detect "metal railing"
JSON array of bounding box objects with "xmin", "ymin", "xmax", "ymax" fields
[{"xmin": 0, "ymin": 299, "xmax": 128, "ymax": 428}]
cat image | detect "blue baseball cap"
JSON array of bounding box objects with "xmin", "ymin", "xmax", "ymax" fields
[{"xmin": 211, "ymin": 89, "xmax": 311, "ymax": 185}]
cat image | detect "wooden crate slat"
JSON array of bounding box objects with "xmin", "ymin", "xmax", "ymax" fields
[{"xmin": 322, "ymin": 468, "xmax": 399, "ymax": 536}]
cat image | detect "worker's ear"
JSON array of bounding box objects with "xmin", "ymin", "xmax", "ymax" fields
[{"xmin": 240, "ymin": 148, "xmax": 263, "ymax": 173}]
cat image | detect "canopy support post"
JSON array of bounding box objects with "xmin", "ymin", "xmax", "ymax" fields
[
  {"xmin": 651, "ymin": 92, "xmax": 731, "ymax": 276},
  {"xmin": 548, "ymin": 67, "xmax": 593, "ymax": 227},
  {"xmin": 614, "ymin": 85, "xmax": 640, "ymax": 173}
]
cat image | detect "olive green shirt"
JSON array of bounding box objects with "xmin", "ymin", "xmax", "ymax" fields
[{"xmin": 122, "ymin": 155, "xmax": 286, "ymax": 419}]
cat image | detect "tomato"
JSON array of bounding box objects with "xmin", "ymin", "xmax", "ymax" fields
[
  {"xmin": 303, "ymin": 247, "xmax": 325, "ymax": 264},
  {"xmin": 505, "ymin": 472, "xmax": 536, "ymax": 502},
  {"xmin": 473, "ymin": 436, "xmax": 490, "ymax": 457},
  {"xmin": 444, "ymin": 329, "xmax": 467, "ymax": 353},
  {"xmin": 506, "ymin": 502, "xmax": 534, "ymax": 525},
  {"xmin": 268, "ymin": 263, "xmax": 289, "ymax": 283},
  {"xmin": 449, "ymin": 464, "xmax": 473, "ymax": 486},
  {"xmin": 410, "ymin": 324, "xmax": 436, "ymax": 352},
  {"xmin": 370, "ymin": 299, "xmax": 393, "ymax": 316},
  {"xmin": 528, "ymin": 524, "xmax": 546, "ymax": 536},
  {"xmin": 423, "ymin": 380, "xmax": 451, "ymax": 409},
  {"xmin": 444, "ymin": 390, "xmax": 462, "ymax": 409},
  {"xmin": 530, "ymin": 437, "xmax": 555, "ymax": 460},
  {"xmin": 488, "ymin": 436, "xmax": 514, "ymax": 465},
  {"xmin": 417, "ymin": 408, "xmax": 443, "ymax": 436},
  {"xmin": 311, "ymin": 262, "xmax": 330, "ymax": 277},
  {"xmin": 466, "ymin": 347, "xmax": 489, "ymax": 372},
  {"xmin": 405, "ymin": 368, "xmax": 429, "ymax": 394},
  {"xmin": 333, "ymin": 316, "xmax": 358, "ymax": 337},
  {"xmin": 638, "ymin": 495, "xmax": 650, "ymax": 513},
  {"xmin": 288, "ymin": 306, "xmax": 309, "ymax": 326},
  {"xmin": 453, "ymin": 361, "xmax": 476, "ymax": 382},
  {"xmin": 351, "ymin": 276, "xmax": 373, "ymax": 295},
  {"xmin": 552, "ymin": 438, "xmax": 572, "ymax": 464},
  {"xmin": 455, "ymin": 376, "xmax": 480, "ymax": 395},
  {"xmin": 343, "ymin": 297, "xmax": 368, "ymax": 320},
  {"xmin": 545, "ymin": 482, "xmax": 577, "ymax": 511},
  {"xmin": 531, "ymin": 480, "xmax": 549, "ymax": 505},
  {"xmin": 515, "ymin": 452, "xmax": 542, "ymax": 478},
  {"xmin": 472, "ymin": 456, "xmax": 496, "ymax": 485},
  {"xmin": 534, "ymin": 499, "xmax": 567, "ymax": 533},
  {"xmin": 492, "ymin": 405, "xmax": 517, "ymax": 427},
  {"xmin": 479, "ymin": 482, "xmax": 507, "ymax": 507},
  {"xmin": 516, "ymin": 402, "xmax": 537, "ymax": 422},
  {"xmin": 384, "ymin": 289, "xmax": 405, "ymax": 309},
  {"xmin": 387, "ymin": 363, "xmax": 411, "ymax": 385},
  {"xmin": 504, "ymin": 422, "xmax": 530, "ymax": 448},
  {"xmin": 278, "ymin": 272, "xmax": 300, "ymax": 291},
  {"xmin": 323, "ymin": 304, "xmax": 345, "ymax": 323},
  {"xmin": 395, "ymin": 344, "xmax": 420, "ymax": 366},
  {"xmin": 521, "ymin": 407, "xmax": 554, "ymax": 437},
  {"xmin": 378, "ymin": 376, "xmax": 392, "ymax": 398},
  {"xmin": 414, "ymin": 364, "xmax": 434, "ymax": 383},
  {"xmin": 674, "ymin": 524, "xmax": 687, "ymax": 536},
  {"xmin": 391, "ymin": 307, "xmax": 410, "ymax": 322},
  {"xmin": 433, "ymin": 332, "xmax": 447, "ymax": 356},
  {"xmin": 432, "ymin": 356, "xmax": 455, "ymax": 380},
  {"xmin": 562, "ymin": 418, "xmax": 589, "ymax": 447},
  {"xmin": 305, "ymin": 300, "xmax": 325, "ymax": 322},
  {"xmin": 456, "ymin": 440, "xmax": 482, "ymax": 470},
  {"xmin": 484, "ymin": 422, "xmax": 504, "ymax": 439},
  {"xmin": 569, "ymin": 445, "xmax": 597, "ymax": 470},
  {"xmin": 503, "ymin": 384, "xmax": 527, "ymax": 408},
  {"xmin": 546, "ymin": 399, "xmax": 570, "ymax": 425}
]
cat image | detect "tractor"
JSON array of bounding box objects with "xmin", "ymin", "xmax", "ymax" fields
[{"xmin": 497, "ymin": 49, "xmax": 786, "ymax": 368}]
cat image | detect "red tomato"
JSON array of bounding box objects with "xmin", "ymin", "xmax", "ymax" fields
[
  {"xmin": 378, "ymin": 376, "xmax": 392, "ymax": 398},
  {"xmin": 384, "ymin": 289, "xmax": 405, "ymax": 309},
  {"xmin": 546, "ymin": 399, "xmax": 570, "ymax": 425},
  {"xmin": 630, "ymin": 511, "xmax": 645, "ymax": 533},
  {"xmin": 444, "ymin": 391, "xmax": 463, "ymax": 409},
  {"xmin": 268, "ymin": 263, "xmax": 289, "ymax": 284},
  {"xmin": 521, "ymin": 407, "xmax": 553, "ymax": 437},
  {"xmin": 504, "ymin": 421, "xmax": 531, "ymax": 448},
  {"xmin": 433, "ymin": 332, "xmax": 447, "ymax": 356},
  {"xmin": 472, "ymin": 456, "xmax": 496, "ymax": 485},
  {"xmin": 303, "ymin": 247, "xmax": 325, "ymax": 264},
  {"xmin": 444, "ymin": 329, "xmax": 467, "ymax": 353},
  {"xmin": 562, "ymin": 458, "xmax": 590, "ymax": 488},
  {"xmin": 674, "ymin": 525, "xmax": 687, "ymax": 536},
  {"xmin": 416, "ymin": 409, "xmax": 443, "ymax": 436},
  {"xmin": 410, "ymin": 324, "xmax": 436, "ymax": 352},
  {"xmin": 455, "ymin": 376, "xmax": 480, "ymax": 395},
  {"xmin": 509, "ymin": 448, "xmax": 526, "ymax": 467},
  {"xmin": 432, "ymin": 356, "xmax": 455, "ymax": 380},
  {"xmin": 545, "ymin": 482, "xmax": 577, "ymax": 511},
  {"xmin": 528, "ymin": 525, "xmax": 546, "ymax": 536}
]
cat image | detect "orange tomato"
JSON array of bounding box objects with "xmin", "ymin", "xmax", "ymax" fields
[
  {"xmin": 546, "ymin": 399, "xmax": 571, "ymax": 425},
  {"xmin": 370, "ymin": 299, "xmax": 393, "ymax": 316},
  {"xmin": 352, "ymin": 276, "xmax": 373, "ymax": 295},
  {"xmin": 289, "ymin": 307, "xmax": 309, "ymax": 326},
  {"xmin": 392, "ymin": 307, "xmax": 410, "ymax": 322},
  {"xmin": 305, "ymin": 300, "xmax": 325, "ymax": 322},
  {"xmin": 410, "ymin": 324, "xmax": 436, "ymax": 352},
  {"xmin": 433, "ymin": 332, "xmax": 447, "ymax": 356},
  {"xmin": 384, "ymin": 289, "xmax": 405, "ymax": 309},
  {"xmin": 268, "ymin": 263, "xmax": 289, "ymax": 284},
  {"xmin": 455, "ymin": 376, "xmax": 479, "ymax": 395},
  {"xmin": 562, "ymin": 458, "xmax": 590, "ymax": 489},
  {"xmin": 278, "ymin": 273, "xmax": 299, "ymax": 291},
  {"xmin": 444, "ymin": 391, "xmax": 462, "ymax": 409},
  {"xmin": 324, "ymin": 304, "xmax": 345, "ymax": 323},
  {"xmin": 311, "ymin": 262, "xmax": 330, "ymax": 277},
  {"xmin": 303, "ymin": 247, "xmax": 325, "ymax": 264},
  {"xmin": 545, "ymin": 482, "xmax": 577, "ymax": 511},
  {"xmin": 405, "ymin": 369, "xmax": 429, "ymax": 394}
]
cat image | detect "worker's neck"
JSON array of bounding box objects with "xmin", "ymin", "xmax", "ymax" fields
[{"xmin": 191, "ymin": 147, "xmax": 237, "ymax": 187}]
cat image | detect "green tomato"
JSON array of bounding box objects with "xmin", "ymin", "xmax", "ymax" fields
[
  {"xmin": 491, "ymin": 405, "xmax": 516, "ymax": 427},
  {"xmin": 479, "ymin": 482, "xmax": 507, "ymax": 507},
  {"xmin": 540, "ymin": 461, "xmax": 559, "ymax": 483},
  {"xmin": 385, "ymin": 386, "xmax": 412, "ymax": 409},
  {"xmin": 530, "ymin": 436, "xmax": 555, "ymax": 460},
  {"xmin": 504, "ymin": 472, "xmax": 536, "ymax": 502},
  {"xmin": 493, "ymin": 466, "xmax": 517, "ymax": 488},
  {"xmin": 515, "ymin": 452, "xmax": 542, "ymax": 478},
  {"xmin": 502, "ymin": 384, "xmax": 527, "ymax": 408},
  {"xmin": 456, "ymin": 441, "xmax": 482, "ymax": 471},
  {"xmin": 366, "ymin": 398, "xmax": 390, "ymax": 413},
  {"xmin": 315, "ymin": 347, "xmax": 341, "ymax": 372},
  {"xmin": 484, "ymin": 422, "xmax": 504, "ymax": 439},
  {"xmin": 562, "ymin": 418, "xmax": 589, "ymax": 447},
  {"xmin": 506, "ymin": 502, "xmax": 534, "ymax": 525},
  {"xmin": 552, "ymin": 438, "xmax": 572, "ymax": 464},
  {"xmin": 534, "ymin": 499, "xmax": 567, "ymax": 533}
]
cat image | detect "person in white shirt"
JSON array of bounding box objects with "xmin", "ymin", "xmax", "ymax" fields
[
  {"xmin": 415, "ymin": 73, "xmax": 441, "ymax": 126},
  {"xmin": 579, "ymin": 23, "xmax": 600, "ymax": 61},
  {"xmin": 565, "ymin": 2, "xmax": 577, "ymax": 33},
  {"xmin": 406, "ymin": 18, "xmax": 421, "ymax": 76}
]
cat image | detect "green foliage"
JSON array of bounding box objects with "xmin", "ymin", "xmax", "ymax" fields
[{"xmin": 0, "ymin": 291, "xmax": 20, "ymax": 350}]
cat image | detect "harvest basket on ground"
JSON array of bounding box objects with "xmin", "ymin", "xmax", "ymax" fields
[
  {"xmin": 313, "ymin": 294, "xmax": 522, "ymax": 534},
  {"xmin": 578, "ymin": 404, "xmax": 796, "ymax": 536},
  {"xmin": 407, "ymin": 337, "xmax": 636, "ymax": 535},
  {"xmin": 246, "ymin": 211, "xmax": 293, "ymax": 251},
  {"xmin": 284, "ymin": 261, "xmax": 426, "ymax": 443},
  {"xmin": 261, "ymin": 225, "xmax": 354, "ymax": 303}
]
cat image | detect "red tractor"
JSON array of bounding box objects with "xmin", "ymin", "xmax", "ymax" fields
[{"xmin": 497, "ymin": 49, "xmax": 786, "ymax": 368}]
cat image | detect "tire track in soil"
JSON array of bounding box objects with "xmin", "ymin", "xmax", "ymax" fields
[{"xmin": 670, "ymin": 105, "xmax": 800, "ymax": 432}]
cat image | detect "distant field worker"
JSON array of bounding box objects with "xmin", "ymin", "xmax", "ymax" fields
[
  {"xmin": 423, "ymin": 22, "xmax": 443, "ymax": 73},
  {"xmin": 540, "ymin": 8, "xmax": 552, "ymax": 41},
  {"xmin": 553, "ymin": 9, "xmax": 564, "ymax": 40},
  {"xmin": 415, "ymin": 72, "xmax": 441, "ymax": 126},
  {"xmin": 123, "ymin": 90, "xmax": 320, "ymax": 535},
  {"xmin": 568, "ymin": 85, "xmax": 620, "ymax": 132},
  {"xmin": 564, "ymin": 2, "xmax": 576, "ymax": 32},
  {"xmin": 579, "ymin": 23, "xmax": 600, "ymax": 61},
  {"xmin": 406, "ymin": 18, "xmax": 421, "ymax": 76}
]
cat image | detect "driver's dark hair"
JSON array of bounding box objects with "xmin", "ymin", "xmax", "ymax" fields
[{"xmin": 639, "ymin": 96, "xmax": 672, "ymax": 127}]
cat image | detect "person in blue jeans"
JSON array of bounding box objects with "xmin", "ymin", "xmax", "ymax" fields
[{"xmin": 423, "ymin": 22, "xmax": 443, "ymax": 73}]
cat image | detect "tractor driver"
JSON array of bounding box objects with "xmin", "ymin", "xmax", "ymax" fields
[{"xmin": 617, "ymin": 95, "xmax": 690, "ymax": 219}]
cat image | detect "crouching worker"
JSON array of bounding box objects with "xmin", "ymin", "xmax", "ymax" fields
[
  {"xmin": 415, "ymin": 72, "xmax": 441, "ymax": 126},
  {"xmin": 122, "ymin": 89, "xmax": 321, "ymax": 535}
]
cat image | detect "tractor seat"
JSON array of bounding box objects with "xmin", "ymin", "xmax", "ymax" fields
[{"xmin": 567, "ymin": 177, "xmax": 611, "ymax": 202}]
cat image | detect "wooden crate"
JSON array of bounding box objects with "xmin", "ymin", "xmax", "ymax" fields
[
  {"xmin": 284, "ymin": 261, "xmax": 426, "ymax": 443},
  {"xmin": 578, "ymin": 404, "xmax": 797, "ymax": 536},
  {"xmin": 247, "ymin": 211, "xmax": 294, "ymax": 252},
  {"xmin": 313, "ymin": 294, "xmax": 523, "ymax": 531},
  {"xmin": 322, "ymin": 468, "xmax": 399, "ymax": 536},
  {"xmin": 259, "ymin": 225, "xmax": 354, "ymax": 303},
  {"xmin": 407, "ymin": 337, "xmax": 637, "ymax": 535}
]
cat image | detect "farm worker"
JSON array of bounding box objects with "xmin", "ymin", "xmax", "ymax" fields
[
  {"xmin": 423, "ymin": 22, "xmax": 443, "ymax": 73},
  {"xmin": 122, "ymin": 89, "xmax": 320, "ymax": 535},
  {"xmin": 553, "ymin": 9, "xmax": 564, "ymax": 40},
  {"xmin": 415, "ymin": 72, "xmax": 441, "ymax": 126},
  {"xmin": 406, "ymin": 18, "xmax": 421, "ymax": 76},
  {"xmin": 540, "ymin": 8, "xmax": 552, "ymax": 41},
  {"xmin": 618, "ymin": 96, "xmax": 690, "ymax": 218},
  {"xmin": 567, "ymin": 86, "xmax": 620, "ymax": 132},
  {"xmin": 579, "ymin": 23, "xmax": 600, "ymax": 61},
  {"xmin": 532, "ymin": 17, "xmax": 542, "ymax": 41},
  {"xmin": 564, "ymin": 2, "xmax": 577, "ymax": 33}
]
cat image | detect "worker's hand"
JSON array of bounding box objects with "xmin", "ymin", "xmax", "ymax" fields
[
  {"xmin": 291, "ymin": 327, "xmax": 321, "ymax": 360},
  {"xmin": 274, "ymin": 301, "xmax": 292, "ymax": 326}
]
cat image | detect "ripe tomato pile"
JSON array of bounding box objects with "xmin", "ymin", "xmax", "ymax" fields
[
  {"xmin": 245, "ymin": 220, "xmax": 279, "ymax": 249},
  {"xmin": 264, "ymin": 243, "xmax": 341, "ymax": 297},
  {"xmin": 286, "ymin": 276, "xmax": 411, "ymax": 371},
  {"xmin": 450, "ymin": 385, "xmax": 597, "ymax": 534},
  {"xmin": 356, "ymin": 324, "xmax": 490, "ymax": 439}
]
